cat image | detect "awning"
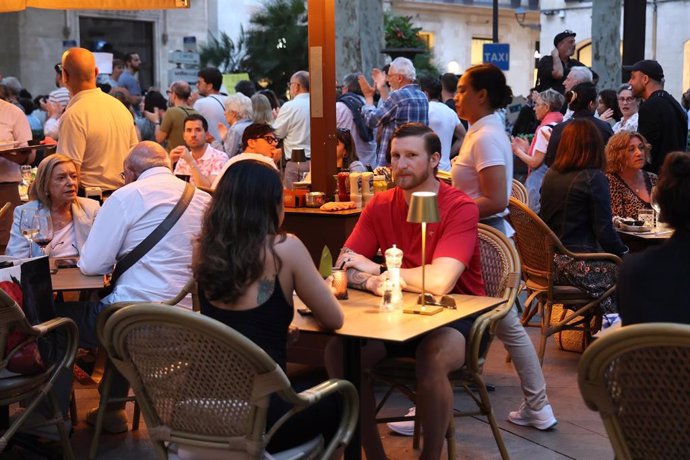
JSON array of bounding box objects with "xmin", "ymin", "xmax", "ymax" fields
[{"xmin": 0, "ymin": 0, "xmax": 189, "ymax": 12}]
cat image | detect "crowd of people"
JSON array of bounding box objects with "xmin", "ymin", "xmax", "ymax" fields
[{"xmin": 1, "ymin": 31, "xmax": 689, "ymax": 458}]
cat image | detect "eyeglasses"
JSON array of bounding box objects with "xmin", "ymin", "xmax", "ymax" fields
[
  {"xmin": 617, "ymin": 97, "xmax": 635, "ymax": 103},
  {"xmin": 120, "ymin": 171, "xmax": 126, "ymax": 180},
  {"xmin": 166, "ymin": 89, "xmax": 172, "ymax": 95},
  {"xmin": 337, "ymin": 128, "xmax": 351, "ymax": 133},
  {"xmin": 259, "ymin": 135, "xmax": 278, "ymax": 145},
  {"xmin": 54, "ymin": 64, "xmax": 62, "ymax": 74}
]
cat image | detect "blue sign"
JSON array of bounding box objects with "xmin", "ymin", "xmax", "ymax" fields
[{"xmin": 482, "ymin": 43, "xmax": 510, "ymax": 71}]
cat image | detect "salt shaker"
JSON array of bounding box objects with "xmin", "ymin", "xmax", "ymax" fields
[{"xmin": 384, "ymin": 244, "xmax": 404, "ymax": 309}]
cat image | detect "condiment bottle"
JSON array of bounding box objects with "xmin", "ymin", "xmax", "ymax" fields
[{"xmin": 384, "ymin": 244, "xmax": 404, "ymax": 309}]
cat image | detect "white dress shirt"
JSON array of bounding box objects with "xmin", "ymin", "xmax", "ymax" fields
[
  {"xmin": 273, "ymin": 93, "xmax": 311, "ymax": 159},
  {"xmin": 428, "ymin": 100, "xmax": 460, "ymax": 171},
  {"xmin": 78, "ymin": 167, "xmax": 210, "ymax": 305}
]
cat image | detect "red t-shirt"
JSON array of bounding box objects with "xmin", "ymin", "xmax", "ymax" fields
[{"xmin": 345, "ymin": 181, "xmax": 485, "ymax": 296}]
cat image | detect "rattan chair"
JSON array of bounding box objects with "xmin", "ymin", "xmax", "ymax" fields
[
  {"xmin": 101, "ymin": 303, "xmax": 359, "ymax": 459},
  {"xmin": 507, "ymin": 197, "xmax": 622, "ymax": 364},
  {"xmin": 0, "ymin": 202, "xmax": 11, "ymax": 220},
  {"xmin": 0, "ymin": 288, "xmax": 78, "ymax": 459},
  {"xmin": 88, "ymin": 278, "xmax": 201, "ymax": 459},
  {"xmin": 511, "ymin": 179, "xmax": 528, "ymax": 204},
  {"xmin": 371, "ymin": 224, "xmax": 520, "ymax": 459},
  {"xmin": 578, "ymin": 323, "xmax": 690, "ymax": 459}
]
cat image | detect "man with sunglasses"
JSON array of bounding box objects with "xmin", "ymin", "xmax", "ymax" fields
[{"xmin": 211, "ymin": 122, "xmax": 280, "ymax": 189}]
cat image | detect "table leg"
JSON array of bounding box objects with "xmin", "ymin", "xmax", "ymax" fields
[{"xmin": 343, "ymin": 337, "xmax": 362, "ymax": 460}]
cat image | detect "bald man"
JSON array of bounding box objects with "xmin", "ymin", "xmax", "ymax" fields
[{"xmin": 57, "ymin": 47, "xmax": 138, "ymax": 196}]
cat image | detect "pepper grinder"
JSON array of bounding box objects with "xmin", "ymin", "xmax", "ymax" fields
[{"xmin": 385, "ymin": 244, "xmax": 404, "ymax": 309}]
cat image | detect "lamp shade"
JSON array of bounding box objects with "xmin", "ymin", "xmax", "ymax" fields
[
  {"xmin": 291, "ymin": 148, "xmax": 307, "ymax": 163},
  {"xmin": 406, "ymin": 191, "xmax": 440, "ymax": 224}
]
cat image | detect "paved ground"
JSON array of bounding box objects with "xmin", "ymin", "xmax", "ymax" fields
[{"xmin": 2, "ymin": 326, "xmax": 612, "ymax": 460}]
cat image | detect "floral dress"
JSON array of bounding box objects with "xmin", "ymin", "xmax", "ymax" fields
[{"xmin": 606, "ymin": 172, "xmax": 658, "ymax": 219}]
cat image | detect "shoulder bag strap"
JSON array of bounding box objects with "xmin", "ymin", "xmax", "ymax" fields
[
  {"xmin": 209, "ymin": 95, "xmax": 225, "ymax": 111},
  {"xmin": 108, "ymin": 182, "xmax": 195, "ymax": 286}
]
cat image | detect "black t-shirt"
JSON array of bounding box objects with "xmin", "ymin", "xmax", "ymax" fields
[
  {"xmin": 535, "ymin": 56, "xmax": 584, "ymax": 94},
  {"xmin": 637, "ymin": 90, "xmax": 689, "ymax": 174}
]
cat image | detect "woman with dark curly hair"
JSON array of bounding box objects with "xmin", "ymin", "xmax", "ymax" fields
[
  {"xmin": 193, "ymin": 159, "xmax": 343, "ymax": 453},
  {"xmin": 605, "ymin": 131, "xmax": 657, "ymax": 218},
  {"xmin": 619, "ymin": 152, "xmax": 690, "ymax": 325},
  {"xmin": 596, "ymin": 89, "xmax": 623, "ymax": 125}
]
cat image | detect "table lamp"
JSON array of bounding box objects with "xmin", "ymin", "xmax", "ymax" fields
[
  {"xmin": 291, "ymin": 148, "xmax": 307, "ymax": 185},
  {"xmin": 403, "ymin": 191, "xmax": 443, "ymax": 315}
]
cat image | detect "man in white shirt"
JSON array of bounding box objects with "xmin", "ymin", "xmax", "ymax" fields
[
  {"xmin": 44, "ymin": 141, "xmax": 211, "ymax": 433},
  {"xmin": 336, "ymin": 73, "xmax": 377, "ymax": 168},
  {"xmin": 169, "ymin": 114, "xmax": 229, "ymax": 188},
  {"xmin": 57, "ymin": 47, "xmax": 138, "ymax": 194},
  {"xmin": 420, "ymin": 76, "xmax": 465, "ymax": 171},
  {"xmin": 273, "ymin": 70, "xmax": 311, "ymax": 188},
  {"xmin": 193, "ymin": 67, "xmax": 228, "ymax": 143}
]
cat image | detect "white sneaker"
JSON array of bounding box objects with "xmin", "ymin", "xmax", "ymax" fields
[
  {"xmin": 508, "ymin": 402, "xmax": 558, "ymax": 430},
  {"xmin": 387, "ymin": 406, "xmax": 416, "ymax": 436}
]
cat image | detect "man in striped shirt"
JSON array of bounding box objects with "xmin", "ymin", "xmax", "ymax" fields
[{"xmin": 359, "ymin": 57, "xmax": 429, "ymax": 167}]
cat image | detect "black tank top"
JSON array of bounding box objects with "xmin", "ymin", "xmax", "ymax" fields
[{"xmin": 199, "ymin": 277, "xmax": 293, "ymax": 370}]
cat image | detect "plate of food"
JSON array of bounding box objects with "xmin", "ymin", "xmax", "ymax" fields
[{"xmin": 614, "ymin": 217, "xmax": 653, "ymax": 233}]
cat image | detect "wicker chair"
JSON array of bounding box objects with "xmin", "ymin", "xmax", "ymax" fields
[
  {"xmin": 578, "ymin": 323, "xmax": 690, "ymax": 459},
  {"xmin": 101, "ymin": 303, "xmax": 359, "ymax": 459},
  {"xmin": 507, "ymin": 197, "xmax": 622, "ymax": 364},
  {"xmin": 510, "ymin": 179, "xmax": 528, "ymax": 204},
  {"xmin": 370, "ymin": 224, "xmax": 520, "ymax": 459},
  {"xmin": 0, "ymin": 288, "xmax": 78, "ymax": 459},
  {"xmin": 0, "ymin": 202, "xmax": 11, "ymax": 220},
  {"xmin": 88, "ymin": 278, "xmax": 201, "ymax": 459}
]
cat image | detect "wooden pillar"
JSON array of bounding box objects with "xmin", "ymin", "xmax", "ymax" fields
[{"xmin": 308, "ymin": 0, "xmax": 337, "ymax": 198}]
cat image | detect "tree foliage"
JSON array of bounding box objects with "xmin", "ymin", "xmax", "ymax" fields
[
  {"xmin": 199, "ymin": 29, "xmax": 247, "ymax": 73},
  {"xmin": 383, "ymin": 13, "xmax": 441, "ymax": 80},
  {"xmin": 243, "ymin": 0, "xmax": 308, "ymax": 94}
]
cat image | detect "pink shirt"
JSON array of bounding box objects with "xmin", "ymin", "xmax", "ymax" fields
[{"xmin": 174, "ymin": 144, "xmax": 229, "ymax": 185}]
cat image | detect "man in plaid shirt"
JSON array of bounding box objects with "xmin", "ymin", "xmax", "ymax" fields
[{"xmin": 359, "ymin": 57, "xmax": 429, "ymax": 167}]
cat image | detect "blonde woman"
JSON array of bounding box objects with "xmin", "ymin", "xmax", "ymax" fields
[{"xmin": 7, "ymin": 154, "xmax": 99, "ymax": 257}]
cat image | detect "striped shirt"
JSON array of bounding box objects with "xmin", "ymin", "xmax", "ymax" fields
[{"xmin": 362, "ymin": 84, "xmax": 429, "ymax": 166}]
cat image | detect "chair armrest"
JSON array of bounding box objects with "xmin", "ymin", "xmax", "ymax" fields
[
  {"xmin": 267, "ymin": 378, "xmax": 359, "ymax": 459},
  {"xmin": 560, "ymin": 250, "xmax": 623, "ymax": 265},
  {"xmin": 163, "ymin": 278, "xmax": 197, "ymax": 306}
]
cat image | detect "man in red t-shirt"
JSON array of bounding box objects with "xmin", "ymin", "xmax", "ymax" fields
[{"xmin": 333, "ymin": 123, "xmax": 483, "ymax": 459}]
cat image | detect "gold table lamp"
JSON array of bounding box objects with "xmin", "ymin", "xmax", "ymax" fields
[{"xmin": 403, "ymin": 191, "xmax": 443, "ymax": 315}]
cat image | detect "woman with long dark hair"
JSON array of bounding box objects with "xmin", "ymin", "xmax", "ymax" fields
[
  {"xmin": 540, "ymin": 119, "xmax": 627, "ymax": 309},
  {"xmin": 193, "ymin": 160, "xmax": 343, "ymax": 453}
]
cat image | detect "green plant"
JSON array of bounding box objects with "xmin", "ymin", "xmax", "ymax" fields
[
  {"xmin": 243, "ymin": 0, "xmax": 308, "ymax": 94},
  {"xmin": 199, "ymin": 30, "xmax": 247, "ymax": 73},
  {"xmin": 384, "ymin": 14, "xmax": 425, "ymax": 49}
]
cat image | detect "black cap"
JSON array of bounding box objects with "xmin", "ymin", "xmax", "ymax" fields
[
  {"xmin": 553, "ymin": 30, "xmax": 576, "ymax": 47},
  {"xmin": 623, "ymin": 59, "xmax": 664, "ymax": 81}
]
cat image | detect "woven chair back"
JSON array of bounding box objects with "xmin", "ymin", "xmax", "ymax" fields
[
  {"xmin": 579, "ymin": 323, "xmax": 690, "ymax": 459},
  {"xmin": 103, "ymin": 304, "xmax": 292, "ymax": 455},
  {"xmin": 465, "ymin": 224, "xmax": 521, "ymax": 372},
  {"xmin": 507, "ymin": 197, "xmax": 565, "ymax": 287},
  {"xmin": 511, "ymin": 179, "xmax": 529, "ymax": 204}
]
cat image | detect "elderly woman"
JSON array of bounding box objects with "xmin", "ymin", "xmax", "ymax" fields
[
  {"xmin": 612, "ymin": 84, "xmax": 639, "ymax": 133},
  {"xmin": 219, "ymin": 93, "xmax": 253, "ymax": 157},
  {"xmin": 6, "ymin": 154, "xmax": 99, "ymax": 257},
  {"xmin": 511, "ymin": 88, "xmax": 564, "ymax": 212},
  {"xmin": 605, "ymin": 131, "xmax": 657, "ymax": 218},
  {"xmin": 619, "ymin": 152, "xmax": 690, "ymax": 324},
  {"xmin": 251, "ymin": 93, "xmax": 275, "ymax": 125}
]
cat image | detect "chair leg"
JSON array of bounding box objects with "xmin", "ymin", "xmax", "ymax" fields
[
  {"xmin": 132, "ymin": 401, "xmax": 141, "ymax": 431},
  {"xmin": 473, "ymin": 377, "xmax": 510, "ymax": 460},
  {"xmin": 445, "ymin": 418, "xmax": 456, "ymax": 460},
  {"xmin": 412, "ymin": 411, "xmax": 421, "ymax": 450},
  {"xmin": 88, "ymin": 365, "xmax": 113, "ymax": 460},
  {"xmin": 70, "ymin": 390, "xmax": 78, "ymax": 427},
  {"xmin": 538, "ymin": 302, "xmax": 553, "ymax": 366},
  {"xmin": 48, "ymin": 391, "xmax": 75, "ymax": 460}
]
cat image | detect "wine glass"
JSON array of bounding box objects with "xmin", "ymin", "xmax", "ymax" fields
[
  {"xmin": 31, "ymin": 211, "xmax": 54, "ymax": 256},
  {"xmin": 650, "ymin": 186, "xmax": 661, "ymax": 230},
  {"xmin": 19, "ymin": 208, "xmax": 38, "ymax": 257}
]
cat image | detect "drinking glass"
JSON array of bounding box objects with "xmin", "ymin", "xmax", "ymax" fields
[
  {"xmin": 650, "ymin": 186, "xmax": 661, "ymax": 229},
  {"xmin": 31, "ymin": 211, "xmax": 54, "ymax": 256},
  {"xmin": 637, "ymin": 209, "xmax": 654, "ymax": 228},
  {"xmin": 19, "ymin": 208, "xmax": 38, "ymax": 257},
  {"xmin": 20, "ymin": 165, "xmax": 33, "ymax": 185}
]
